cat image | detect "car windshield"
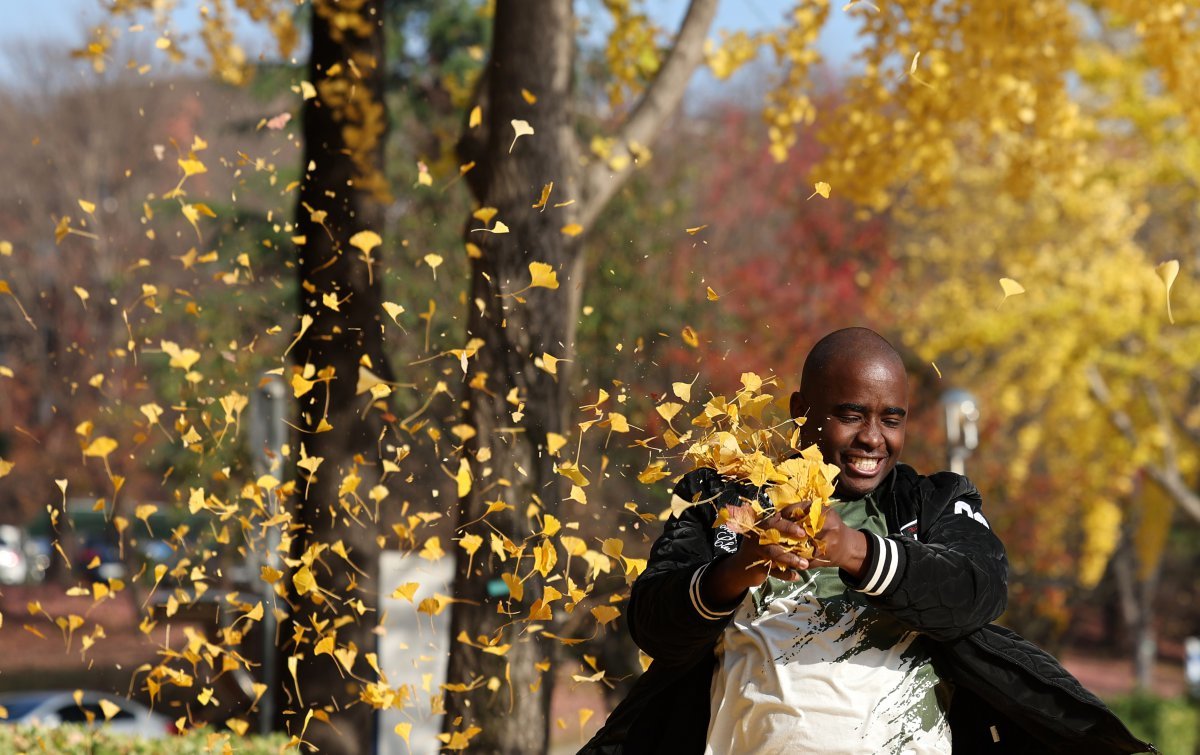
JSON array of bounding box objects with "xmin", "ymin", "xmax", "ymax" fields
[{"xmin": 1, "ymin": 695, "xmax": 54, "ymax": 720}]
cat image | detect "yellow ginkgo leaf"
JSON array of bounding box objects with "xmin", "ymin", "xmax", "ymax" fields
[
  {"xmin": 382, "ymin": 301, "xmax": 405, "ymax": 324},
  {"xmin": 424, "ymin": 253, "xmax": 444, "ymax": 278},
  {"xmin": 681, "ymin": 326, "xmax": 700, "ymax": 348},
  {"xmin": 561, "ymin": 223, "xmax": 583, "ymax": 237},
  {"xmin": 706, "ymin": 286, "xmax": 720, "ymax": 301},
  {"xmin": 529, "ymin": 262, "xmax": 559, "ymax": 290},
  {"xmin": 509, "ymin": 119, "xmax": 535, "ymax": 153},
  {"xmin": 98, "ymin": 699, "xmax": 121, "ymax": 721},
  {"xmin": 349, "ymin": 230, "xmax": 382, "ymax": 254},
  {"xmin": 999, "ymin": 277, "xmax": 1026, "ymax": 301},
  {"xmin": 808, "ymin": 181, "xmax": 831, "ymax": 199},
  {"xmin": 532, "ymin": 182, "xmax": 553, "ymax": 210},
  {"xmin": 468, "ymin": 106, "xmax": 482, "ymax": 128},
  {"xmin": 83, "ymin": 437, "xmax": 118, "ymax": 459},
  {"xmin": 1156, "ymin": 260, "xmax": 1180, "ymax": 324}
]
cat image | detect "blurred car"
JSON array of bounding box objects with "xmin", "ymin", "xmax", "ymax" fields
[
  {"xmin": 78, "ymin": 538, "xmax": 126, "ymax": 582},
  {"xmin": 0, "ymin": 524, "xmax": 29, "ymax": 585},
  {"xmin": 0, "ymin": 690, "xmax": 174, "ymax": 737}
]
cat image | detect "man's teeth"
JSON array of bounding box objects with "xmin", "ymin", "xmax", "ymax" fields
[{"xmin": 849, "ymin": 458, "xmax": 880, "ymax": 473}]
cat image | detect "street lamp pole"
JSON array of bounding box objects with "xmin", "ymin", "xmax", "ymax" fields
[
  {"xmin": 941, "ymin": 388, "xmax": 980, "ymax": 476},
  {"xmin": 248, "ymin": 376, "xmax": 287, "ymax": 736}
]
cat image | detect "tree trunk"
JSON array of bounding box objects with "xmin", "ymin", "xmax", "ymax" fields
[
  {"xmin": 279, "ymin": 3, "xmax": 390, "ymax": 753},
  {"xmin": 441, "ymin": 1, "xmax": 581, "ymax": 752}
]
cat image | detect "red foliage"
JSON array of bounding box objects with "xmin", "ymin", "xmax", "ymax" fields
[{"xmin": 659, "ymin": 103, "xmax": 895, "ymax": 395}]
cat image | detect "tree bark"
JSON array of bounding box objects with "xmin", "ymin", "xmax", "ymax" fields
[
  {"xmin": 441, "ymin": 3, "xmax": 579, "ymax": 751},
  {"xmin": 441, "ymin": 2, "xmax": 718, "ymax": 750},
  {"xmin": 279, "ymin": 3, "xmax": 390, "ymax": 753}
]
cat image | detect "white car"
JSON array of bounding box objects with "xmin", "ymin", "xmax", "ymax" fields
[{"xmin": 0, "ymin": 690, "xmax": 175, "ymax": 738}]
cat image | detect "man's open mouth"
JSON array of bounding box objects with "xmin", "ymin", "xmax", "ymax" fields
[{"xmin": 846, "ymin": 457, "xmax": 883, "ymax": 474}]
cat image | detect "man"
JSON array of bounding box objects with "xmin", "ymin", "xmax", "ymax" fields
[{"xmin": 582, "ymin": 328, "xmax": 1150, "ymax": 754}]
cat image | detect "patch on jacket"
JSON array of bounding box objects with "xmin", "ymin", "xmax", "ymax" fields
[
  {"xmin": 953, "ymin": 500, "xmax": 990, "ymax": 529},
  {"xmin": 899, "ymin": 518, "xmax": 919, "ymax": 539},
  {"xmin": 713, "ymin": 524, "xmax": 739, "ymax": 554}
]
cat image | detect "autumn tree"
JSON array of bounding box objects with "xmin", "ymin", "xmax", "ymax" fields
[
  {"xmin": 277, "ymin": 2, "xmax": 393, "ymax": 753},
  {"xmin": 440, "ymin": 1, "xmax": 719, "ymax": 750}
]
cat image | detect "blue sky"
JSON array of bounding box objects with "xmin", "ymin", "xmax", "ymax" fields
[{"xmin": 3, "ymin": 0, "xmax": 864, "ymax": 67}]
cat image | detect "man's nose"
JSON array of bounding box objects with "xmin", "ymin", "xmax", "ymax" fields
[{"xmin": 857, "ymin": 420, "xmax": 883, "ymax": 446}]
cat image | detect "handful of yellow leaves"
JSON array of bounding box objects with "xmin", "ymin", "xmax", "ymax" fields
[{"xmin": 668, "ymin": 373, "xmax": 841, "ymax": 560}]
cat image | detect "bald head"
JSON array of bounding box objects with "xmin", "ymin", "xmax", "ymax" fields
[
  {"xmin": 800, "ymin": 328, "xmax": 905, "ymax": 396},
  {"xmin": 791, "ymin": 328, "xmax": 908, "ymax": 498}
]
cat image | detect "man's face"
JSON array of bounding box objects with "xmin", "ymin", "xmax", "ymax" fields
[{"xmin": 790, "ymin": 355, "xmax": 908, "ymax": 499}]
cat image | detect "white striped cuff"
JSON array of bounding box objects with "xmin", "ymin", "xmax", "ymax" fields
[
  {"xmin": 689, "ymin": 563, "xmax": 737, "ymax": 621},
  {"xmin": 856, "ymin": 532, "xmax": 904, "ymax": 597}
]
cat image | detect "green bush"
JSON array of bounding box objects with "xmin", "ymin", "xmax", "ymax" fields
[
  {"xmin": 0, "ymin": 724, "xmax": 294, "ymax": 754},
  {"xmin": 1106, "ymin": 693, "xmax": 1199, "ymax": 755}
]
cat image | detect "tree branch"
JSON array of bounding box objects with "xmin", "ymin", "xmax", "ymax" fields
[
  {"xmin": 1087, "ymin": 366, "xmax": 1200, "ymax": 524},
  {"xmin": 579, "ymin": 0, "xmax": 719, "ymax": 229}
]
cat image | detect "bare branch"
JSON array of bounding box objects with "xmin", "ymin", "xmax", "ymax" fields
[
  {"xmin": 1144, "ymin": 465, "xmax": 1200, "ymax": 524},
  {"xmin": 1088, "ymin": 367, "xmax": 1200, "ymax": 524},
  {"xmin": 1084, "ymin": 366, "xmax": 1137, "ymax": 443},
  {"xmin": 579, "ymin": 0, "xmax": 719, "ymax": 229}
]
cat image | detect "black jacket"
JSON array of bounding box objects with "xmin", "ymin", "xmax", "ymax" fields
[{"xmin": 582, "ymin": 465, "xmax": 1153, "ymax": 754}]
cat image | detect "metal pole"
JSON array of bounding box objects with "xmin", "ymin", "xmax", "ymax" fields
[
  {"xmin": 941, "ymin": 389, "xmax": 980, "ymax": 477},
  {"xmin": 249, "ymin": 376, "xmax": 287, "ymax": 735}
]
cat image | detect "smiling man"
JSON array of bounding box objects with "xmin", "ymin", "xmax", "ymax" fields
[{"xmin": 582, "ymin": 328, "xmax": 1151, "ymax": 755}]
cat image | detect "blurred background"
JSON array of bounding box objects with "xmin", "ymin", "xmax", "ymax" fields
[{"xmin": 1, "ymin": 1, "xmax": 1199, "ymax": 753}]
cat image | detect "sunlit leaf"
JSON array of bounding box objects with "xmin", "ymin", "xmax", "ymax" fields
[
  {"xmin": 509, "ymin": 119, "xmax": 535, "ymax": 152},
  {"xmin": 999, "ymin": 277, "xmax": 1025, "ymax": 301},
  {"xmin": 1156, "ymin": 260, "xmax": 1180, "ymax": 324}
]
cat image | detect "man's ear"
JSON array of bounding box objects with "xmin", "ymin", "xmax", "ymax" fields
[{"xmin": 789, "ymin": 391, "xmax": 806, "ymax": 421}]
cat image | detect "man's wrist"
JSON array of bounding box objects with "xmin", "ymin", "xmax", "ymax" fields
[
  {"xmin": 837, "ymin": 529, "xmax": 870, "ymax": 580},
  {"xmin": 700, "ymin": 553, "xmax": 755, "ymax": 608}
]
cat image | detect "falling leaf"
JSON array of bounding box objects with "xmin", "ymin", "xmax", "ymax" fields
[
  {"xmin": 78, "ymin": 199, "xmax": 96, "ymax": 214},
  {"xmin": 350, "ymin": 230, "xmax": 382, "ymax": 255},
  {"xmin": 532, "ymin": 182, "xmax": 554, "ymax": 210},
  {"xmin": 1156, "ymin": 260, "xmax": 1180, "ymax": 324},
  {"xmin": 681, "ymin": 326, "xmax": 700, "ymax": 348},
  {"xmin": 83, "ymin": 437, "xmax": 118, "ymax": 459},
  {"xmin": 424, "ymin": 253, "xmax": 444, "ymax": 278},
  {"xmin": 266, "ymin": 112, "xmax": 291, "ymax": 130},
  {"xmin": 561, "ymin": 223, "xmax": 584, "ymax": 237},
  {"xmin": 292, "ymin": 566, "xmax": 316, "ymax": 596},
  {"xmin": 706, "ymin": 286, "xmax": 720, "ymax": 301},
  {"xmin": 998, "ymin": 277, "xmax": 1026, "ymax": 302},
  {"xmin": 672, "ymin": 378, "xmax": 695, "ymax": 402},
  {"xmin": 685, "ymin": 225, "xmax": 708, "ymax": 235},
  {"xmin": 807, "ymin": 181, "xmax": 831, "ymax": 199},
  {"xmin": 468, "ymin": 106, "xmax": 482, "ymax": 128},
  {"xmin": 521, "ymin": 88, "xmax": 538, "ymax": 104},
  {"xmin": 540, "ymin": 353, "xmax": 564, "ymax": 376},
  {"xmin": 300, "ymin": 80, "xmax": 317, "ymax": 99},
  {"xmin": 382, "ymin": 301, "xmax": 405, "ymax": 324},
  {"xmin": 528, "ymin": 262, "xmax": 559, "ymax": 290},
  {"xmin": 509, "ymin": 119, "xmax": 535, "ymax": 153}
]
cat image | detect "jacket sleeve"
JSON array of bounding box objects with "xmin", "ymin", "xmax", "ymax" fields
[
  {"xmin": 626, "ymin": 468, "xmax": 746, "ymax": 665},
  {"xmin": 839, "ymin": 473, "xmax": 1008, "ymax": 641}
]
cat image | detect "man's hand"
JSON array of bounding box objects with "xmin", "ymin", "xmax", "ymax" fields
[
  {"xmin": 796, "ymin": 504, "xmax": 868, "ymax": 580},
  {"xmin": 700, "ymin": 510, "xmax": 813, "ymax": 607}
]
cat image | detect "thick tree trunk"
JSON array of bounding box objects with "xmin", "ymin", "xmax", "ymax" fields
[
  {"xmin": 279, "ymin": 3, "xmax": 390, "ymax": 753},
  {"xmin": 441, "ymin": 2, "xmax": 581, "ymax": 752}
]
